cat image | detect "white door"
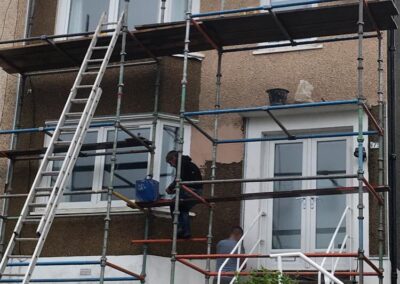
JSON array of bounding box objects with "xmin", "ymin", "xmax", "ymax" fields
[{"xmin": 263, "ymin": 137, "xmax": 354, "ymax": 270}]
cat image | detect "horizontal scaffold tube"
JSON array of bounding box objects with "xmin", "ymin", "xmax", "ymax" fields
[
  {"xmin": 216, "ymin": 131, "xmax": 377, "ymax": 144},
  {"xmin": 176, "ymin": 252, "xmax": 358, "ymax": 259},
  {"xmin": 183, "ymin": 99, "xmax": 358, "ymax": 117},
  {"xmin": 131, "ymin": 238, "xmax": 207, "ymax": 244},
  {"xmin": 136, "ymin": 186, "xmax": 388, "ymax": 208},
  {"xmin": 0, "ymin": 122, "xmax": 114, "ymax": 135},
  {"xmin": 181, "ymin": 174, "xmax": 358, "ymax": 186},
  {"xmin": 0, "ymin": 277, "xmax": 138, "ymax": 283},
  {"xmin": 7, "ymin": 260, "xmax": 100, "ymax": 267}
]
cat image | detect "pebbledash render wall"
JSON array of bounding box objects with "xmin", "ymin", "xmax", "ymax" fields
[
  {"xmin": 0, "ymin": 1, "xmax": 26, "ymax": 214},
  {"xmin": 0, "ymin": 0, "xmax": 386, "ymax": 260}
]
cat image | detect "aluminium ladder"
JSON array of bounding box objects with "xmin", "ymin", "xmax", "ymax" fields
[{"xmin": 0, "ymin": 12, "xmax": 125, "ymax": 283}]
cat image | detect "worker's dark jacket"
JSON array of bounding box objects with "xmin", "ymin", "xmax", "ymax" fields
[{"xmin": 167, "ymin": 155, "xmax": 203, "ymax": 198}]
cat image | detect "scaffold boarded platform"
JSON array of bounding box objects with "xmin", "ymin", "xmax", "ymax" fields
[{"xmin": 0, "ymin": 0, "xmax": 396, "ymax": 74}]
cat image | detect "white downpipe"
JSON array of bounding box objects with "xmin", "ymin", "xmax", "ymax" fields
[
  {"xmin": 270, "ymin": 252, "xmax": 344, "ymax": 284},
  {"xmin": 318, "ymin": 206, "xmax": 351, "ymax": 284},
  {"xmin": 217, "ymin": 211, "xmax": 266, "ymax": 284}
]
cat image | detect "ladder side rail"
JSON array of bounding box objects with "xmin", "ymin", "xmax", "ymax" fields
[
  {"xmin": 37, "ymin": 11, "xmax": 124, "ymax": 229},
  {"xmin": 29, "ymin": 14, "xmax": 125, "ymax": 281},
  {"xmin": 23, "ymin": 88, "xmax": 104, "ymax": 284},
  {"xmin": 37, "ymin": 12, "xmax": 108, "ymax": 220}
]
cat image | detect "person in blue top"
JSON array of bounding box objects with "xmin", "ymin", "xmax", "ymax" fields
[
  {"xmin": 165, "ymin": 150, "xmax": 203, "ymax": 239},
  {"xmin": 214, "ymin": 226, "xmax": 246, "ymax": 284}
]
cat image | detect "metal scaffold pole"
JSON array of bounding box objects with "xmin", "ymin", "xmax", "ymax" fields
[
  {"xmin": 99, "ymin": 1, "xmax": 129, "ymax": 283},
  {"xmin": 377, "ymin": 33, "xmax": 385, "ymax": 284},
  {"xmin": 357, "ymin": 0, "xmax": 365, "ymax": 282},
  {"xmin": 205, "ymin": 52, "xmax": 223, "ymax": 284},
  {"xmin": 170, "ymin": 0, "xmax": 193, "ymax": 283}
]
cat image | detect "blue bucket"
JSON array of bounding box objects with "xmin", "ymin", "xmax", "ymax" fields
[{"xmin": 135, "ymin": 177, "xmax": 159, "ymax": 202}]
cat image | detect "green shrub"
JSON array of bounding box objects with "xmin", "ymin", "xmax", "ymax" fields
[{"xmin": 236, "ymin": 268, "xmax": 297, "ymax": 284}]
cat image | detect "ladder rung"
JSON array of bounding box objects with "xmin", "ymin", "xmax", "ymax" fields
[
  {"xmin": 35, "ymin": 192, "xmax": 51, "ymax": 197},
  {"xmin": 53, "ymin": 141, "xmax": 71, "ymax": 146},
  {"xmin": 59, "ymin": 126, "xmax": 77, "ymax": 131},
  {"xmin": 102, "ymin": 22, "xmax": 117, "ymax": 26},
  {"xmin": 1, "ymin": 273, "xmax": 25, "ymax": 277},
  {"xmin": 28, "ymin": 203, "xmax": 47, "ymax": 208},
  {"xmin": 71, "ymin": 98, "xmax": 88, "ymax": 104},
  {"xmin": 15, "ymin": 238, "xmax": 39, "ymax": 242},
  {"xmin": 8, "ymin": 255, "xmax": 31, "ymax": 259},
  {"xmin": 65, "ymin": 112, "xmax": 83, "ymax": 118},
  {"xmin": 47, "ymin": 156, "xmax": 65, "ymax": 161},
  {"xmin": 82, "ymin": 72, "xmax": 99, "ymax": 76},
  {"xmin": 87, "ymin": 59, "xmax": 103, "ymax": 63},
  {"xmin": 35, "ymin": 187, "xmax": 53, "ymax": 192},
  {"xmin": 22, "ymin": 218, "xmax": 41, "ymax": 223},
  {"xmin": 92, "ymin": 46, "xmax": 108, "ymax": 50},
  {"xmin": 75, "ymin": 85, "xmax": 94, "ymax": 89},
  {"xmin": 41, "ymin": 171, "xmax": 59, "ymax": 176}
]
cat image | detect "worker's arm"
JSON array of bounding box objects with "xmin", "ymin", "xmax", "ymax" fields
[
  {"xmin": 165, "ymin": 181, "xmax": 176, "ymax": 194},
  {"xmin": 240, "ymin": 244, "xmax": 247, "ymax": 270}
]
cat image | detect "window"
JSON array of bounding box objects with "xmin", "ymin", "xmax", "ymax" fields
[
  {"xmin": 55, "ymin": 0, "xmax": 200, "ymax": 35},
  {"xmin": 253, "ymin": 0, "xmax": 323, "ymax": 55},
  {"xmin": 44, "ymin": 115, "xmax": 190, "ymax": 212}
]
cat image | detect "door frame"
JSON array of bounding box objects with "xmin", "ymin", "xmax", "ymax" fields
[{"xmin": 241, "ymin": 107, "xmax": 369, "ymax": 271}]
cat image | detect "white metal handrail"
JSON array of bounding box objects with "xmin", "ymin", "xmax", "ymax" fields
[
  {"xmin": 318, "ymin": 206, "xmax": 351, "ymax": 284},
  {"xmin": 217, "ymin": 211, "xmax": 266, "ymax": 284},
  {"xmin": 271, "ymin": 252, "xmax": 344, "ymax": 284}
]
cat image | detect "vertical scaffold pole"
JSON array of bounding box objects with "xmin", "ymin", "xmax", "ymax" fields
[
  {"xmin": 170, "ymin": 0, "xmax": 193, "ymax": 283},
  {"xmin": 356, "ymin": 0, "xmax": 365, "ymax": 282},
  {"xmin": 205, "ymin": 52, "xmax": 223, "ymax": 284},
  {"xmin": 141, "ymin": 43, "xmax": 162, "ymax": 284},
  {"xmin": 99, "ymin": 2, "xmax": 129, "ymax": 283},
  {"xmin": 377, "ymin": 34, "xmax": 385, "ymax": 284}
]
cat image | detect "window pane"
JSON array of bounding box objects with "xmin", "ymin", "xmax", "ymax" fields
[
  {"xmin": 272, "ymin": 143, "xmax": 302, "ymax": 249},
  {"xmin": 120, "ymin": 0, "xmax": 160, "ymax": 28},
  {"xmin": 170, "ymin": 0, "xmax": 186, "ymax": 22},
  {"xmin": 159, "ymin": 126, "xmax": 179, "ymax": 195},
  {"xmin": 52, "ymin": 131, "xmax": 98, "ymax": 203},
  {"xmin": 316, "ymin": 140, "xmax": 347, "ymax": 249},
  {"xmin": 68, "ymin": 0, "xmax": 109, "ymax": 33},
  {"xmin": 102, "ymin": 128, "xmax": 150, "ymax": 200}
]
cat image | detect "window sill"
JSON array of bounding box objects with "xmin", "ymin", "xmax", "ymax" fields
[
  {"xmin": 253, "ymin": 43, "xmax": 323, "ymax": 55},
  {"xmin": 172, "ymin": 52, "xmax": 205, "ymax": 61},
  {"xmin": 32, "ymin": 203, "xmax": 195, "ymax": 219}
]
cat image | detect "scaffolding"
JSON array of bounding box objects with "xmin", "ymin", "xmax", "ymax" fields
[{"xmin": 0, "ymin": 0, "xmax": 396, "ymax": 283}]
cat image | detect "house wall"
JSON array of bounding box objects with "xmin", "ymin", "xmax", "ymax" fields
[{"xmin": 0, "ymin": 0, "xmax": 388, "ymax": 278}]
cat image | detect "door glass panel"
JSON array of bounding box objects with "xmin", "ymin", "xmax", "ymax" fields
[
  {"xmin": 102, "ymin": 128, "xmax": 150, "ymax": 200},
  {"xmin": 170, "ymin": 0, "xmax": 186, "ymax": 22},
  {"xmin": 120, "ymin": 0, "xmax": 160, "ymax": 28},
  {"xmin": 68, "ymin": 0, "xmax": 109, "ymax": 33},
  {"xmin": 316, "ymin": 140, "xmax": 347, "ymax": 249},
  {"xmin": 272, "ymin": 143, "xmax": 303, "ymax": 249},
  {"xmin": 52, "ymin": 131, "xmax": 98, "ymax": 202},
  {"xmin": 159, "ymin": 126, "xmax": 178, "ymax": 195}
]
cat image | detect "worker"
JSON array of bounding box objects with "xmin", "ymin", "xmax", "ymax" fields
[
  {"xmin": 214, "ymin": 226, "xmax": 246, "ymax": 284},
  {"xmin": 165, "ymin": 150, "xmax": 203, "ymax": 239}
]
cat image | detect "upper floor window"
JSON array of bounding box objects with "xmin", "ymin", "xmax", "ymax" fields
[
  {"xmin": 55, "ymin": 0, "xmax": 200, "ymax": 35},
  {"xmin": 254, "ymin": 0, "xmax": 323, "ymax": 55}
]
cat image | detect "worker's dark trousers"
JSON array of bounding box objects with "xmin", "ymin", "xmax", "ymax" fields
[{"xmin": 169, "ymin": 187, "xmax": 202, "ymax": 238}]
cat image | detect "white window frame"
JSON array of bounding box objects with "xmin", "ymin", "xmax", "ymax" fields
[
  {"xmin": 42, "ymin": 113, "xmax": 191, "ymax": 215},
  {"xmin": 241, "ymin": 107, "xmax": 369, "ymax": 271},
  {"xmin": 253, "ymin": 0, "xmax": 323, "ymax": 55},
  {"xmin": 55, "ymin": 0, "xmax": 200, "ymax": 35}
]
